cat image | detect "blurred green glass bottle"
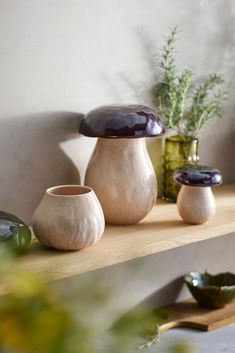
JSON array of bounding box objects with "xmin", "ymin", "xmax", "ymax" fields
[
  {"xmin": 163, "ymin": 135, "xmax": 199, "ymax": 202},
  {"xmin": 0, "ymin": 211, "xmax": 31, "ymax": 252}
]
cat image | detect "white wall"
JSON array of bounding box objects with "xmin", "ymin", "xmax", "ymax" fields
[{"xmin": 0, "ymin": 0, "xmax": 235, "ymax": 222}]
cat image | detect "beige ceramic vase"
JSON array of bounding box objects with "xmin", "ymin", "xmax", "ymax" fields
[
  {"xmin": 33, "ymin": 185, "xmax": 105, "ymax": 250},
  {"xmin": 173, "ymin": 165, "xmax": 222, "ymax": 225},
  {"xmin": 79, "ymin": 105, "xmax": 165, "ymax": 225},
  {"xmin": 177, "ymin": 186, "xmax": 216, "ymax": 225},
  {"xmin": 85, "ymin": 138, "xmax": 157, "ymax": 225}
]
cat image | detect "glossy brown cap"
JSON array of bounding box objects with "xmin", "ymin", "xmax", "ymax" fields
[
  {"xmin": 173, "ymin": 164, "xmax": 222, "ymax": 187},
  {"xmin": 79, "ymin": 105, "xmax": 165, "ymax": 138}
]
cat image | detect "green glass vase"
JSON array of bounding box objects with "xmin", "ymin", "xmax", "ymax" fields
[{"xmin": 163, "ymin": 135, "xmax": 199, "ymax": 202}]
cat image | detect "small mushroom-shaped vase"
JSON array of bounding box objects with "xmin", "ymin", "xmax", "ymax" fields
[
  {"xmin": 79, "ymin": 105, "xmax": 165, "ymax": 225},
  {"xmin": 173, "ymin": 165, "xmax": 222, "ymax": 225},
  {"xmin": 33, "ymin": 185, "xmax": 105, "ymax": 250}
]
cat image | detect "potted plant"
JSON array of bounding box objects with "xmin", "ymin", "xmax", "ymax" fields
[{"xmin": 154, "ymin": 27, "xmax": 227, "ymax": 202}]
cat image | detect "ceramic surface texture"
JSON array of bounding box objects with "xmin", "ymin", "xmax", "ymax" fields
[
  {"xmin": 33, "ymin": 185, "xmax": 105, "ymax": 250},
  {"xmin": 185, "ymin": 271, "xmax": 235, "ymax": 309},
  {"xmin": 173, "ymin": 164, "xmax": 222, "ymax": 187},
  {"xmin": 177, "ymin": 186, "xmax": 216, "ymax": 225},
  {"xmin": 85, "ymin": 138, "xmax": 157, "ymax": 225},
  {"xmin": 79, "ymin": 104, "xmax": 165, "ymax": 138}
]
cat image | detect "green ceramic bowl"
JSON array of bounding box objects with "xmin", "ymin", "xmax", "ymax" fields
[{"xmin": 185, "ymin": 271, "xmax": 235, "ymax": 309}]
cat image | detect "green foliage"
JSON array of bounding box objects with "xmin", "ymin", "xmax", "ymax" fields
[
  {"xmin": 0, "ymin": 247, "xmax": 160, "ymax": 353},
  {"xmin": 184, "ymin": 75, "xmax": 227, "ymax": 136},
  {"xmin": 0, "ymin": 247, "xmax": 195, "ymax": 353},
  {"xmin": 155, "ymin": 27, "xmax": 227, "ymax": 137},
  {"xmin": 112, "ymin": 304, "xmax": 165, "ymax": 349},
  {"xmin": 170, "ymin": 341, "xmax": 196, "ymax": 353}
]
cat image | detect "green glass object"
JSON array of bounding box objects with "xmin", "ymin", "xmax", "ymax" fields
[
  {"xmin": 163, "ymin": 135, "xmax": 199, "ymax": 202},
  {"xmin": 0, "ymin": 211, "xmax": 31, "ymax": 252}
]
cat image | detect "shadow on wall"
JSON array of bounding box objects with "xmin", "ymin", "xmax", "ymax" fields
[
  {"xmin": 98, "ymin": 27, "xmax": 159, "ymax": 107},
  {"xmin": 207, "ymin": 1, "xmax": 235, "ymax": 89},
  {"xmin": 200, "ymin": 126, "xmax": 235, "ymax": 184},
  {"xmin": 112, "ymin": 277, "xmax": 185, "ymax": 334},
  {"xmin": 0, "ymin": 111, "xmax": 83, "ymax": 223},
  {"xmin": 138, "ymin": 276, "xmax": 184, "ymax": 309}
]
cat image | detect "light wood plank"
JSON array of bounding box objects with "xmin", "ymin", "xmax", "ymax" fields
[
  {"xmin": 158, "ymin": 299, "xmax": 235, "ymax": 332},
  {"xmin": 12, "ymin": 183, "xmax": 235, "ymax": 281}
]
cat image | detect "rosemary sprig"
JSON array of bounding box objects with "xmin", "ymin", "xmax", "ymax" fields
[
  {"xmin": 155, "ymin": 27, "xmax": 226, "ymax": 137},
  {"xmin": 184, "ymin": 75, "xmax": 227, "ymax": 137},
  {"xmin": 155, "ymin": 26, "xmax": 178, "ymax": 128},
  {"xmin": 174, "ymin": 69, "xmax": 193, "ymax": 134}
]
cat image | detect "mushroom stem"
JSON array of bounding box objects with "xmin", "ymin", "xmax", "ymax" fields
[
  {"xmin": 177, "ymin": 185, "xmax": 216, "ymax": 225},
  {"xmin": 85, "ymin": 137, "xmax": 157, "ymax": 225}
]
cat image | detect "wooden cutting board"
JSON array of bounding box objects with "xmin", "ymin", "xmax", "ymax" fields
[{"xmin": 157, "ymin": 299, "xmax": 235, "ymax": 333}]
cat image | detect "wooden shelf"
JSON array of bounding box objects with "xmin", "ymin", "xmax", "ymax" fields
[{"xmin": 15, "ymin": 183, "xmax": 235, "ymax": 281}]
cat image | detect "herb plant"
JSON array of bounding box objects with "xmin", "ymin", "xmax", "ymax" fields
[{"xmin": 155, "ymin": 27, "xmax": 227, "ymax": 137}]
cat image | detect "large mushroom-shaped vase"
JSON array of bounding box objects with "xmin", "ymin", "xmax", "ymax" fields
[{"xmin": 79, "ymin": 105, "xmax": 165, "ymax": 225}]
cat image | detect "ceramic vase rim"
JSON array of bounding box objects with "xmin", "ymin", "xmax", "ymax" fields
[{"xmin": 46, "ymin": 185, "xmax": 93, "ymax": 197}]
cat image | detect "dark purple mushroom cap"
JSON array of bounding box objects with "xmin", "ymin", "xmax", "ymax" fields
[
  {"xmin": 173, "ymin": 165, "xmax": 222, "ymax": 187},
  {"xmin": 79, "ymin": 105, "xmax": 165, "ymax": 138}
]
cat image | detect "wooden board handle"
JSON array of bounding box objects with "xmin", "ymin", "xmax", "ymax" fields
[{"xmin": 159, "ymin": 321, "xmax": 181, "ymax": 333}]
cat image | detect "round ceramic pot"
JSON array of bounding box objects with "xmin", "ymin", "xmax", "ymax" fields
[
  {"xmin": 33, "ymin": 185, "xmax": 105, "ymax": 250},
  {"xmin": 177, "ymin": 185, "xmax": 216, "ymax": 225},
  {"xmin": 85, "ymin": 138, "xmax": 157, "ymax": 225}
]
